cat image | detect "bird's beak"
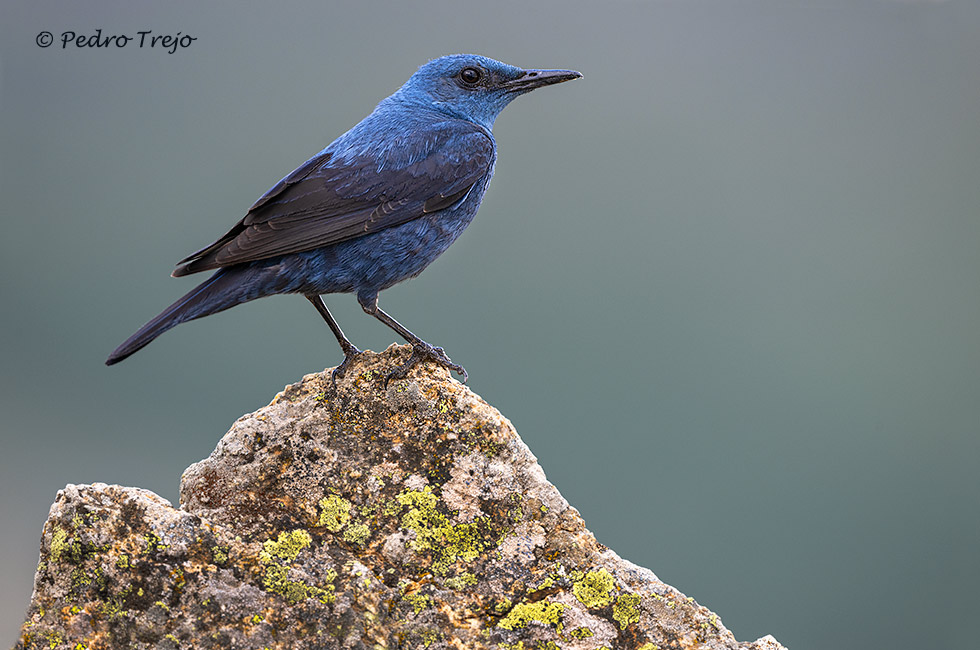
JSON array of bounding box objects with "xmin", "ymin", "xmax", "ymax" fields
[{"xmin": 503, "ymin": 68, "xmax": 583, "ymax": 93}]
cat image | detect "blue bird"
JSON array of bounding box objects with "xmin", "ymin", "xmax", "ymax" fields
[{"xmin": 106, "ymin": 54, "xmax": 581, "ymax": 381}]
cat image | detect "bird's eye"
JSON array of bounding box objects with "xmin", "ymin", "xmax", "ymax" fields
[{"xmin": 458, "ymin": 67, "xmax": 483, "ymax": 87}]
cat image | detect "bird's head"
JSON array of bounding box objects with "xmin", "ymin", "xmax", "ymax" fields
[{"xmin": 395, "ymin": 54, "xmax": 582, "ymax": 129}]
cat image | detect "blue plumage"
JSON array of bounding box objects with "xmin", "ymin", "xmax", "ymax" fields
[{"xmin": 106, "ymin": 54, "xmax": 581, "ymax": 380}]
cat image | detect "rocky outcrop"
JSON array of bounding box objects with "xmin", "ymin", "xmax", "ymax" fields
[{"xmin": 15, "ymin": 345, "xmax": 786, "ymax": 650}]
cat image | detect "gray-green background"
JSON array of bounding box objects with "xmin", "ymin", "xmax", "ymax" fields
[{"xmin": 2, "ymin": 1, "xmax": 978, "ymax": 647}]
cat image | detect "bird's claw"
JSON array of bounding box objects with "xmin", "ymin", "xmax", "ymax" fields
[
  {"xmin": 386, "ymin": 343, "xmax": 467, "ymax": 386},
  {"xmin": 330, "ymin": 346, "xmax": 364, "ymax": 382}
]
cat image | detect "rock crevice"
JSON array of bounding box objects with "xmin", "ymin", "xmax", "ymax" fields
[{"xmin": 15, "ymin": 345, "xmax": 786, "ymax": 650}]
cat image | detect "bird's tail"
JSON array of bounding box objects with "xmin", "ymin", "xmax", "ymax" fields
[{"xmin": 106, "ymin": 268, "xmax": 251, "ymax": 365}]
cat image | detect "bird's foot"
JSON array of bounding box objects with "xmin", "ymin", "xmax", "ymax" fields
[
  {"xmin": 387, "ymin": 342, "xmax": 468, "ymax": 385},
  {"xmin": 330, "ymin": 345, "xmax": 364, "ymax": 382}
]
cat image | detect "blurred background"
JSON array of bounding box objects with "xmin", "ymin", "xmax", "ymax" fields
[{"xmin": 2, "ymin": 1, "xmax": 978, "ymax": 647}]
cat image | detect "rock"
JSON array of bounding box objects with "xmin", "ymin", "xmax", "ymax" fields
[{"xmin": 14, "ymin": 344, "xmax": 787, "ymax": 650}]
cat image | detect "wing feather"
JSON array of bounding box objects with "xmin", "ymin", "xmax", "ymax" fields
[{"xmin": 173, "ymin": 126, "xmax": 493, "ymax": 277}]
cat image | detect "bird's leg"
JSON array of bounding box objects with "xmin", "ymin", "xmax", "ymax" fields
[
  {"xmin": 357, "ymin": 292, "xmax": 468, "ymax": 384},
  {"xmin": 306, "ymin": 295, "xmax": 362, "ymax": 380}
]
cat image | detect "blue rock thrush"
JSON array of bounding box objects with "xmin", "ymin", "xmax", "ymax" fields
[{"xmin": 106, "ymin": 54, "xmax": 581, "ymax": 381}]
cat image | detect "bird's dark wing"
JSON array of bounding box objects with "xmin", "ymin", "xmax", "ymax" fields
[{"xmin": 173, "ymin": 127, "xmax": 494, "ymax": 277}]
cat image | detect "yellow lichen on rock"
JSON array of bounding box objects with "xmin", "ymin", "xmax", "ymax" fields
[
  {"xmin": 318, "ymin": 495, "xmax": 352, "ymax": 532},
  {"xmin": 572, "ymin": 568, "xmax": 615, "ymax": 608},
  {"xmin": 395, "ymin": 487, "xmax": 494, "ymax": 574},
  {"xmin": 496, "ymin": 600, "xmax": 565, "ymax": 631},
  {"xmin": 258, "ymin": 529, "xmax": 337, "ymax": 605},
  {"xmin": 612, "ymin": 593, "xmax": 641, "ymax": 629}
]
